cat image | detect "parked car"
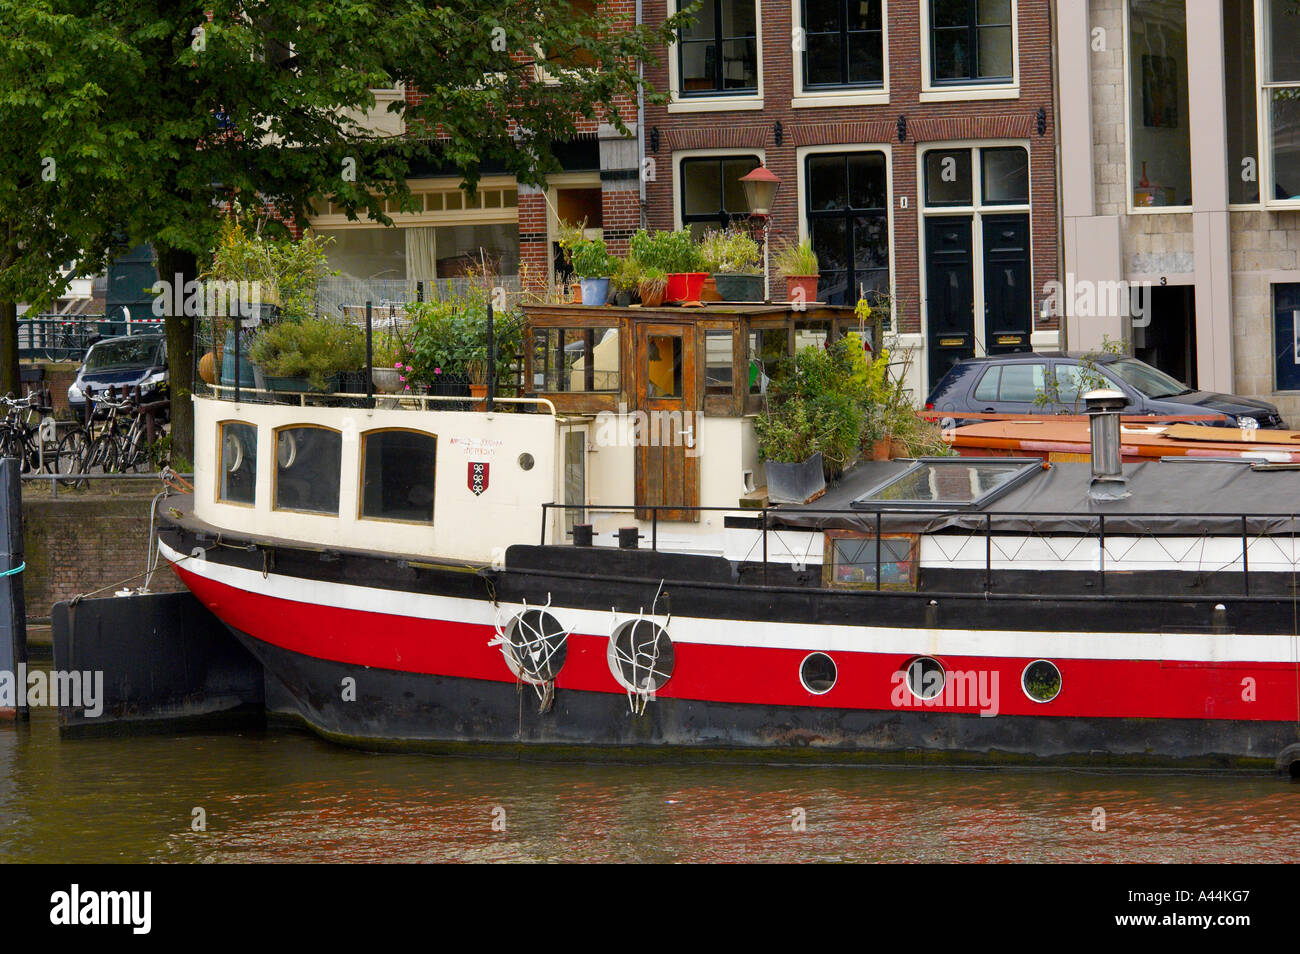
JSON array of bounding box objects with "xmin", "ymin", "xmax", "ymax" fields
[
  {"xmin": 67, "ymin": 333, "xmax": 168, "ymax": 420},
  {"xmin": 925, "ymin": 352, "xmax": 1286, "ymax": 428}
]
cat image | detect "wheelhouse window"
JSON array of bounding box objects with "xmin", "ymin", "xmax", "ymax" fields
[
  {"xmin": 274, "ymin": 426, "xmax": 342, "ymax": 515},
  {"xmin": 802, "ymin": 0, "xmax": 885, "ymax": 90},
  {"xmin": 824, "ymin": 531, "xmax": 917, "ymax": 588},
  {"xmin": 678, "ymin": 0, "xmax": 758, "ymax": 96},
  {"xmin": 360, "ymin": 429, "xmax": 436, "ymax": 524},
  {"xmin": 1263, "ymin": 0, "xmax": 1300, "ymax": 202},
  {"xmin": 680, "ymin": 155, "xmax": 760, "ymax": 239},
  {"xmin": 218, "ymin": 421, "xmax": 257, "ymax": 506},
  {"xmin": 532, "ymin": 327, "xmax": 620, "ymax": 392},
  {"xmin": 929, "ymin": 0, "xmax": 1015, "ymax": 86},
  {"xmin": 805, "ymin": 150, "xmax": 890, "ymax": 305},
  {"xmin": 748, "ymin": 327, "xmax": 787, "ymax": 394},
  {"xmin": 705, "ymin": 329, "xmax": 734, "ymax": 394}
]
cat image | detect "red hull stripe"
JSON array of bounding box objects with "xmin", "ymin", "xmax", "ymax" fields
[{"xmin": 162, "ymin": 541, "xmax": 1300, "ymax": 722}]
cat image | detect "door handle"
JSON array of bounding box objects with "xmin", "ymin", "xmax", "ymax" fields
[{"xmin": 983, "ymin": 407, "xmax": 995, "ymax": 413}]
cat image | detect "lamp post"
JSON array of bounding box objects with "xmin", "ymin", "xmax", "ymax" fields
[{"xmin": 739, "ymin": 166, "xmax": 781, "ymax": 302}]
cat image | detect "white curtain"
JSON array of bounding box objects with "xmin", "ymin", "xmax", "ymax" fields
[{"xmin": 404, "ymin": 227, "xmax": 438, "ymax": 282}]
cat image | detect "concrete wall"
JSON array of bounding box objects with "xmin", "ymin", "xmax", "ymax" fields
[{"xmin": 23, "ymin": 491, "xmax": 185, "ymax": 620}]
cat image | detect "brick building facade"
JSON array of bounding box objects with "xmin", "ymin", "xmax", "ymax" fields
[{"xmin": 642, "ymin": 0, "xmax": 1061, "ymax": 395}]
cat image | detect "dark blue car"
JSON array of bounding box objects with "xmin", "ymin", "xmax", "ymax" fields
[
  {"xmin": 925, "ymin": 353, "xmax": 1286, "ymax": 428},
  {"xmin": 67, "ymin": 334, "xmax": 168, "ymax": 420}
]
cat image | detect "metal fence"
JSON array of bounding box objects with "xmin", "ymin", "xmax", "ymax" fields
[
  {"xmin": 17, "ymin": 315, "xmax": 166, "ymax": 362},
  {"xmin": 313, "ymin": 276, "xmax": 523, "ymax": 318}
]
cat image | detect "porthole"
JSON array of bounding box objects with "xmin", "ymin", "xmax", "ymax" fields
[
  {"xmin": 518, "ymin": 452, "xmax": 535, "ymax": 471},
  {"xmin": 608, "ymin": 619, "xmax": 674, "ymax": 692},
  {"xmin": 503, "ymin": 609, "xmax": 567, "ymax": 684},
  {"xmin": 799, "ymin": 652, "xmax": 837, "ymax": 694},
  {"xmin": 904, "ymin": 656, "xmax": 946, "ymax": 701},
  {"xmin": 1021, "ymin": 660, "xmax": 1062, "ymax": 703}
]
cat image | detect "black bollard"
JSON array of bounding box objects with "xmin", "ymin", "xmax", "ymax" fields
[{"xmin": 0, "ymin": 458, "xmax": 27, "ymax": 720}]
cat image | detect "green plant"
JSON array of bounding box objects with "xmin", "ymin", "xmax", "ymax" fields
[
  {"xmin": 638, "ymin": 265, "xmax": 667, "ymax": 292},
  {"xmin": 753, "ymin": 338, "xmax": 872, "ymax": 473},
  {"xmin": 247, "ymin": 316, "xmax": 368, "ymax": 390},
  {"xmin": 570, "ymin": 237, "xmax": 617, "ymax": 278},
  {"xmin": 204, "ymin": 218, "xmax": 336, "ymax": 319},
  {"xmin": 404, "ymin": 294, "xmax": 524, "ymax": 388},
  {"xmin": 772, "ymin": 238, "xmax": 819, "ymax": 278},
  {"xmin": 628, "ymin": 228, "xmax": 702, "ymax": 274},
  {"xmin": 698, "ymin": 228, "xmax": 761, "ymax": 273},
  {"xmin": 465, "ymin": 358, "xmax": 488, "ymax": 386},
  {"xmin": 1033, "ymin": 335, "xmax": 1126, "ymax": 411},
  {"xmin": 611, "ymin": 255, "xmax": 642, "ymax": 292},
  {"xmin": 554, "ymin": 218, "xmax": 588, "ymax": 267}
]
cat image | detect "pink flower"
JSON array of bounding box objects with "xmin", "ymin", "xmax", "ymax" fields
[
  {"xmin": 399, "ymin": 375, "xmax": 406, "ymax": 383},
  {"xmin": 434, "ymin": 367, "xmax": 442, "ymax": 375},
  {"xmin": 405, "ymin": 364, "xmax": 413, "ymax": 373},
  {"xmin": 393, "ymin": 361, "xmax": 402, "ymax": 369},
  {"xmin": 404, "ymin": 384, "xmax": 411, "ymax": 392}
]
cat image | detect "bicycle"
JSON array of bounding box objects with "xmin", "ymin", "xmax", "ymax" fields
[{"xmin": 0, "ymin": 393, "xmax": 56, "ymax": 473}]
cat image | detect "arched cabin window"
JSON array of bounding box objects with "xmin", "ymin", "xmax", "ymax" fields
[
  {"xmin": 274, "ymin": 425, "xmax": 343, "ymax": 515},
  {"xmin": 218, "ymin": 421, "xmax": 257, "ymax": 506},
  {"xmin": 360, "ymin": 429, "xmax": 436, "ymax": 524}
]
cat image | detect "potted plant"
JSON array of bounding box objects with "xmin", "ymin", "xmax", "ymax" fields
[
  {"xmin": 466, "ymin": 358, "xmax": 489, "ymax": 407},
  {"xmin": 405, "ymin": 294, "xmax": 524, "ymax": 395},
  {"xmin": 638, "ymin": 267, "xmax": 668, "ymax": 307},
  {"xmin": 699, "ymin": 228, "xmax": 763, "ymax": 302},
  {"xmin": 372, "ymin": 334, "xmax": 412, "ymax": 394},
  {"xmin": 629, "ymin": 229, "xmax": 705, "ymax": 304},
  {"xmin": 610, "ymin": 256, "xmax": 641, "ymax": 307},
  {"xmin": 247, "ymin": 316, "xmax": 368, "ymax": 392},
  {"xmin": 773, "ymin": 239, "xmax": 820, "ymax": 304},
  {"xmin": 570, "ymin": 238, "xmax": 616, "ymax": 306}
]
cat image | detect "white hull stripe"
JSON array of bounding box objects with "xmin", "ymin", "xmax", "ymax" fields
[{"xmin": 160, "ymin": 539, "xmax": 1300, "ymax": 663}]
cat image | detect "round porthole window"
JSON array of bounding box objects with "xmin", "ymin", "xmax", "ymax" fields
[
  {"xmin": 608, "ymin": 619, "xmax": 675, "ymax": 692},
  {"xmin": 905, "ymin": 656, "xmax": 946, "ymax": 701},
  {"xmin": 518, "ymin": 453, "xmax": 535, "ymax": 471},
  {"xmin": 503, "ymin": 609, "xmax": 567, "ymax": 684},
  {"xmin": 1021, "ymin": 660, "xmax": 1062, "ymax": 703},
  {"xmin": 800, "ymin": 652, "xmax": 837, "ymax": 694}
]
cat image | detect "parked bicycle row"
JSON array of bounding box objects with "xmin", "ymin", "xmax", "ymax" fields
[{"xmin": 0, "ymin": 389, "xmax": 169, "ymax": 480}]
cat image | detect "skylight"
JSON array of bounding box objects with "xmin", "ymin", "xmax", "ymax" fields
[{"xmin": 850, "ymin": 458, "xmax": 1043, "ymax": 510}]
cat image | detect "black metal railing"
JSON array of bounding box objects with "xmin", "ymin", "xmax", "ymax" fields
[
  {"xmin": 17, "ymin": 315, "xmax": 157, "ymax": 362},
  {"xmin": 539, "ymin": 503, "xmax": 1300, "ymax": 597}
]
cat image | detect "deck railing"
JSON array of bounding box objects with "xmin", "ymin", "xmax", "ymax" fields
[{"xmin": 539, "ymin": 502, "xmax": 1300, "ymax": 598}]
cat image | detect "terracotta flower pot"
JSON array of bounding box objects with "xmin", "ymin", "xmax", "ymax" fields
[
  {"xmin": 469, "ymin": 383, "xmax": 489, "ymax": 409},
  {"xmin": 699, "ymin": 276, "xmax": 723, "ymax": 302},
  {"xmin": 784, "ymin": 275, "xmax": 819, "ymax": 304},
  {"xmin": 571, "ymin": 282, "xmax": 583, "ymax": 304},
  {"xmin": 198, "ymin": 351, "xmax": 218, "ymax": 385},
  {"xmin": 871, "ymin": 438, "xmax": 892, "ymax": 461},
  {"xmin": 638, "ymin": 282, "xmax": 666, "ymax": 307}
]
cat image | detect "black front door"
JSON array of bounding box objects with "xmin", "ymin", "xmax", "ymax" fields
[
  {"xmin": 982, "ymin": 214, "xmax": 1032, "ymax": 357},
  {"xmin": 925, "ymin": 216, "xmax": 975, "ymax": 386}
]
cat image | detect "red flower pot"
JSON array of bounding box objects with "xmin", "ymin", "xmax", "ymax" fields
[
  {"xmin": 784, "ymin": 276, "xmax": 819, "ymax": 304},
  {"xmin": 665, "ymin": 272, "xmax": 707, "ymax": 304}
]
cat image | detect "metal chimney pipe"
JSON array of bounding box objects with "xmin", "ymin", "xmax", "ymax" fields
[{"xmin": 1084, "ymin": 388, "xmax": 1129, "ymax": 500}]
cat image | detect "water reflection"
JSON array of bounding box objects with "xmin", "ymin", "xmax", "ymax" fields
[{"xmin": 0, "ymin": 664, "xmax": 1296, "ymax": 862}]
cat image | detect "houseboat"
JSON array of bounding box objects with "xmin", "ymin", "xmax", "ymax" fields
[{"xmin": 157, "ymin": 304, "xmax": 1300, "ymax": 773}]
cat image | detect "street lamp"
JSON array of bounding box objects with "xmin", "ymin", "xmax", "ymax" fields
[{"xmin": 739, "ymin": 166, "xmax": 781, "ymax": 301}]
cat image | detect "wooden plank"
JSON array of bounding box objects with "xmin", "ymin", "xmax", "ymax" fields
[{"xmin": 1163, "ymin": 423, "xmax": 1300, "ymax": 444}]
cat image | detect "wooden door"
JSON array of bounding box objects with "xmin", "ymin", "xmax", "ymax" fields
[{"xmin": 634, "ymin": 323, "xmax": 699, "ymax": 522}]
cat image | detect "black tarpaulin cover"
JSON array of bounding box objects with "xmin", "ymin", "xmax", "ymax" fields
[{"xmin": 769, "ymin": 460, "xmax": 1300, "ymax": 536}]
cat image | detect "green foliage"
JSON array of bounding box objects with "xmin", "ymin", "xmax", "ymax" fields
[
  {"xmin": 404, "ymin": 294, "xmax": 523, "ymax": 387},
  {"xmin": 773, "ymin": 238, "xmax": 819, "ymax": 278},
  {"xmin": 628, "ymin": 229, "xmax": 702, "ymax": 274},
  {"xmin": 247, "ymin": 316, "xmax": 367, "ymax": 391},
  {"xmin": 754, "ymin": 339, "xmax": 872, "ymax": 471},
  {"xmin": 698, "ymin": 227, "xmax": 761, "ymax": 274},
  {"xmin": 204, "ymin": 219, "xmax": 335, "ymax": 319},
  {"xmin": 611, "ymin": 255, "xmax": 642, "ymax": 292},
  {"xmin": 570, "ymin": 237, "xmax": 616, "ymax": 278}
]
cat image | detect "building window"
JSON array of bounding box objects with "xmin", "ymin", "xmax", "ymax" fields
[
  {"xmin": 802, "ymin": 0, "xmax": 885, "ymax": 90},
  {"xmin": 929, "ymin": 0, "xmax": 1014, "ymax": 86},
  {"xmin": 678, "ymin": 0, "xmax": 758, "ymax": 96},
  {"xmin": 532, "ymin": 327, "xmax": 621, "ymax": 392},
  {"xmin": 705, "ymin": 330, "xmax": 734, "ymax": 394},
  {"xmin": 274, "ymin": 426, "xmax": 342, "ymax": 515},
  {"xmin": 218, "ymin": 421, "xmax": 257, "ymax": 506},
  {"xmin": 680, "ymin": 155, "xmax": 760, "ymax": 238},
  {"xmin": 360, "ymin": 429, "xmax": 436, "ymax": 523},
  {"xmin": 1273, "ymin": 283, "xmax": 1300, "ymax": 391},
  {"xmin": 1263, "ymin": 0, "xmax": 1300, "ymax": 202},
  {"xmin": 804, "ymin": 150, "xmax": 890, "ymax": 305},
  {"xmin": 1128, "ymin": 0, "xmax": 1192, "ymax": 208},
  {"xmin": 1224, "ymin": 0, "xmax": 1259, "ymax": 204}
]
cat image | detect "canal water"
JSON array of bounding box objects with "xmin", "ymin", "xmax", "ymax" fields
[{"xmin": 2, "ymin": 650, "xmax": 1298, "ymax": 863}]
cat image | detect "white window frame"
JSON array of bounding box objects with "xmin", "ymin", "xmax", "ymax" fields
[
  {"xmin": 791, "ymin": 0, "xmax": 890, "ymax": 108},
  {"xmin": 794, "ymin": 143, "xmax": 896, "ymax": 316},
  {"xmin": 1258, "ymin": 0, "xmax": 1300, "ymax": 209},
  {"xmin": 919, "ymin": 0, "xmax": 1020, "ymax": 102},
  {"xmin": 672, "ymin": 148, "xmax": 766, "ymax": 231},
  {"xmin": 666, "ymin": 0, "xmax": 764, "ymax": 112},
  {"xmin": 916, "ymin": 140, "xmax": 1034, "ymax": 360},
  {"xmin": 1122, "ymin": 0, "xmax": 1194, "ymax": 214}
]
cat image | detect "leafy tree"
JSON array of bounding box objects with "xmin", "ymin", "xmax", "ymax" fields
[{"xmin": 2, "ymin": 1, "xmax": 685, "ymax": 458}]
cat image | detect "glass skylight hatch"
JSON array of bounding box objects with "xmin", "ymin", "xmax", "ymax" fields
[{"xmin": 850, "ymin": 458, "xmax": 1043, "ymax": 510}]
